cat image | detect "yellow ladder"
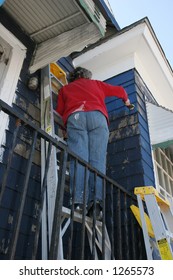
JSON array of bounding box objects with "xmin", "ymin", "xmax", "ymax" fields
[{"xmin": 131, "ymin": 186, "xmax": 173, "ymax": 260}]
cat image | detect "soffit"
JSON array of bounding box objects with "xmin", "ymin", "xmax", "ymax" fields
[
  {"xmin": 2, "ymin": 0, "xmax": 107, "ymax": 72},
  {"xmin": 3, "ymin": 0, "xmax": 88, "ymax": 44}
]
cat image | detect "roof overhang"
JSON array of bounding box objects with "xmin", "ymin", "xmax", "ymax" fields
[
  {"xmin": 73, "ymin": 18, "xmax": 173, "ymax": 111},
  {"xmin": 29, "ymin": 22, "xmax": 102, "ymax": 73},
  {"xmin": 1, "ymin": 0, "xmax": 109, "ymax": 73},
  {"xmin": 146, "ymin": 102, "xmax": 173, "ymax": 149}
]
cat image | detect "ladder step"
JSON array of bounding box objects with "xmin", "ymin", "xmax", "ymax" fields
[
  {"xmin": 62, "ymin": 206, "xmax": 102, "ymax": 225},
  {"xmin": 60, "ymin": 206, "xmax": 112, "ymax": 259}
]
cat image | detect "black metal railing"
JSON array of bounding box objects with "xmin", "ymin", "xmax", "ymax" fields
[{"xmin": 0, "ymin": 99, "xmax": 146, "ymax": 260}]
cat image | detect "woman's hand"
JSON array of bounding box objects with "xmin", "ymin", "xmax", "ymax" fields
[
  {"xmin": 124, "ymin": 99, "xmax": 135, "ymax": 110},
  {"xmin": 124, "ymin": 98, "xmax": 131, "ymax": 106}
]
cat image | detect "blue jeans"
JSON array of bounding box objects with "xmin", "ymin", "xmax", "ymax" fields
[{"xmin": 67, "ymin": 111, "xmax": 109, "ymax": 206}]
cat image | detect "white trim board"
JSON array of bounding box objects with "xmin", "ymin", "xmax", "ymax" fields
[
  {"xmin": 0, "ymin": 24, "xmax": 26, "ymax": 146},
  {"xmin": 0, "ymin": 24, "xmax": 26, "ymax": 104}
]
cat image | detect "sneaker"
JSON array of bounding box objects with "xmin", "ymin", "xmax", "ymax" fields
[{"xmin": 88, "ymin": 202, "xmax": 102, "ymax": 221}]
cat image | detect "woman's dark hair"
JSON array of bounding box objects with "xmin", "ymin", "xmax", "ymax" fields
[{"xmin": 69, "ymin": 67, "xmax": 92, "ymax": 82}]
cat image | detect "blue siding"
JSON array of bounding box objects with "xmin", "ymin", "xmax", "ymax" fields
[
  {"xmin": 58, "ymin": 56, "xmax": 74, "ymax": 78},
  {"xmin": 106, "ymin": 69, "xmax": 155, "ymax": 192}
]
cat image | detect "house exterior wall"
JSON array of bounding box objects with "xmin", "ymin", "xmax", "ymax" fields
[
  {"xmin": 0, "ymin": 9, "xmax": 41, "ymax": 259},
  {"xmin": 106, "ymin": 69, "xmax": 155, "ymax": 191},
  {"xmin": 0, "ymin": 8, "xmax": 162, "ymax": 260}
]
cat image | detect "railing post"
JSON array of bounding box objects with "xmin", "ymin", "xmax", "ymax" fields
[
  {"xmin": 0, "ymin": 118, "xmax": 21, "ymax": 206},
  {"xmin": 130, "ymin": 198, "xmax": 137, "ymax": 259},
  {"xmin": 102, "ymin": 178, "xmax": 106, "ymax": 260},
  {"xmin": 116, "ymin": 188, "xmax": 122, "ymax": 259},
  {"xmin": 124, "ymin": 193, "xmax": 130, "ymax": 259},
  {"xmin": 8, "ymin": 130, "xmax": 38, "ymax": 259},
  {"xmin": 91, "ymin": 171, "xmax": 97, "ymax": 259},
  {"xmin": 80, "ymin": 166, "xmax": 88, "ymax": 260},
  {"xmin": 32, "ymin": 141, "xmax": 52, "ymax": 259},
  {"xmin": 67, "ymin": 158, "xmax": 78, "ymax": 259},
  {"xmin": 110, "ymin": 183, "xmax": 114, "ymax": 259}
]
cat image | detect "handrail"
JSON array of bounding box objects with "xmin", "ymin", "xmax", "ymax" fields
[{"xmin": 0, "ymin": 99, "xmax": 145, "ymax": 260}]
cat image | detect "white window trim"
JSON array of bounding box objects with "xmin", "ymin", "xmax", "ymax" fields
[{"xmin": 0, "ymin": 24, "xmax": 26, "ymax": 145}]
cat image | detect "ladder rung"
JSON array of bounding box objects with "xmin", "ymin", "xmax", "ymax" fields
[
  {"xmin": 60, "ymin": 206, "xmax": 112, "ymax": 259},
  {"xmin": 61, "ymin": 206, "xmax": 102, "ymax": 226}
]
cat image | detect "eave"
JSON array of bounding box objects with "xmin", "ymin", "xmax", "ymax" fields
[
  {"xmin": 73, "ymin": 18, "xmax": 173, "ymax": 111},
  {"xmin": 1, "ymin": 0, "xmax": 110, "ymax": 73}
]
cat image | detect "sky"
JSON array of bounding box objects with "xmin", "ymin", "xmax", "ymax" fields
[{"xmin": 108, "ymin": 0, "xmax": 173, "ymax": 69}]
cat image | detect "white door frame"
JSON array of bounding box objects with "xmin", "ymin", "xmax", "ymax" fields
[{"xmin": 0, "ymin": 24, "xmax": 26, "ymax": 145}]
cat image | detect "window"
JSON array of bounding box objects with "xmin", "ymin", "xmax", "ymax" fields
[{"xmin": 153, "ymin": 147, "xmax": 173, "ymax": 198}]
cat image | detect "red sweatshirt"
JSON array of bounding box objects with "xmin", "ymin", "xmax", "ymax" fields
[{"xmin": 56, "ymin": 78, "xmax": 128, "ymax": 126}]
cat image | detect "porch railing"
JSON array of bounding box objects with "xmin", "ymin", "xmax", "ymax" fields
[{"xmin": 0, "ymin": 99, "xmax": 146, "ymax": 260}]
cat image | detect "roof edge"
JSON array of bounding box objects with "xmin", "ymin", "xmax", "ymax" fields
[{"xmin": 93, "ymin": 0, "xmax": 120, "ymax": 30}]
